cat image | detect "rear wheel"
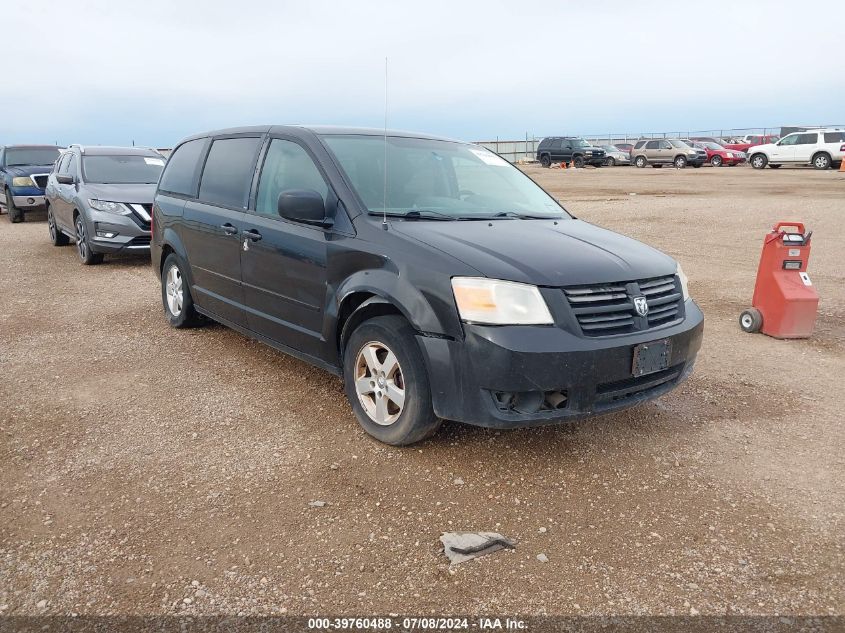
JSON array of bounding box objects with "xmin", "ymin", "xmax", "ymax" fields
[
  {"xmin": 75, "ymin": 215, "xmax": 103, "ymax": 265},
  {"xmin": 740, "ymin": 308, "xmax": 763, "ymax": 333},
  {"xmin": 812, "ymin": 152, "xmax": 831, "ymax": 170},
  {"xmin": 573, "ymin": 155, "xmax": 585, "ymax": 168},
  {"xmin": 47, "ymin": 205, "xmax": 69, "ymax": 246},
  {"xmin": 540, "ymin": 154, "xmax": 551, "ymax": 168},
  {"xmin": 6, "ymin": 190, "xmax": 23, "ymax": 223},
  {"xmin": 344, "ymin": 315, "xmax": 441, "ymax": 446},
  {"xmin": 750, "ymin": 153, "xmax": 768, "ymax": 169},
  {"xmin": 161, "ymin": 253, "xmax": 202, "ymax": 328},
  {"xmin": 635, "ymin": 155, "xmax": 647, "ymax": 168},
  {"xmin": 711, "ymin": 155, "xmax": 723, "ymax": 167}
]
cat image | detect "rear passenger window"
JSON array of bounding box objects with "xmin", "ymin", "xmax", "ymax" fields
[
  {"xmin": 255, "ymin": 139, "xmax": 328, "ymax": 217},
  {"xmin": 646, "ymin": 141, "xmax": 659, "ymax": 150},
  {"xmin": 823, "ymin": 132, "xmax": 845, "ymax": 143},
  {"xmin": 159, "ymin": 139, "xmax": 206, "ymax": 197},
  {"xmin": 198, "ymin": 137, "xmax": 262, "ymax": 208},
  {"xmin": 795, "ymin": 133, "xmax": 818, "ymax": 145}
]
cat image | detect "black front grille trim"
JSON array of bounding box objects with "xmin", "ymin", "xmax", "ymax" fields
[{"xmin": 563, "ymin": 275, "xmax": 684, "ymax": 337}]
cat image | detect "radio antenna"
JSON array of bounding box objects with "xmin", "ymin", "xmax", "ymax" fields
[{"xmin": 382, "ymin": 56, "xmax": 388, "ymax": 229}]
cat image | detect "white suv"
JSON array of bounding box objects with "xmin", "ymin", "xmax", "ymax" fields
[{"xmin": 748, "ymin": 128, "xmax": 845, "ymax": 170}]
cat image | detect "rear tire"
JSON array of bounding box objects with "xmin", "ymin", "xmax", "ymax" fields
[
  {"xmin": 812, "ymin": 152, "xmax": 831, "ymax": 170},
  {"xmin": 750, "ymin": 153, "xmax": 768, "ymax": 169},
  {"xmin": 6, "ymin": 190, "xmax": 23, "ymax": 223},
  {"xmin": 635, "ymin": 156, "xmax": 647, "ymax": 168},
  {"xmin": 740, "ymin": 308, "xmax": 763, "ymax": 333},
  {"xmin": 540, "ymin": 154, "xmax": 551, "ymax": 168},
  {"xmin": 161, "ymin": 253, "xmax": 203, "ymax": 328},
  {"xmin": 344, "ymin": 315, "xmax": 441, "ymax": 446},
  {"xmin": 47, "ymin": 205, "xmax": 69, "ymax": 246}
]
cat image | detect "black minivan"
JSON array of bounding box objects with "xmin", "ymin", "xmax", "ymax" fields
[{"xmin": 151, "ymin": 126, "xmax": 703, "ymax": 445}]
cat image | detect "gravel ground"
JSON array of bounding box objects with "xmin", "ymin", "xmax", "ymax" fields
[{"xmin": 0, "ymin": 166, "xmax": 843, "ymax": 618}]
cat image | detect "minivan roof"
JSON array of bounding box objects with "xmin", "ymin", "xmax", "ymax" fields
[{"xmin": 178, "ymin": 125, "xmax": 463, "ymax": 144}]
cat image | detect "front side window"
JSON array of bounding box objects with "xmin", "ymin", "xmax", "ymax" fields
[
  {"xmin": 82, "ymin": 155, "xmax": 165, "ymax": 184},
  {"xmin": 778, "ymin": 134, "xmax": 799, "ymax": 146},
  {"xmin": 198, "ymin": 137, "xmax": 262, "ymax": 208},
  {"xmin": 322, "ymin": 135, "xmax": 567, "ymax": 219},
  {"xmin": 159, "ymin": 139, "xmax": 207, "ymax": 197},
  {"xmin": 5, "ymin": 147, "xmax": 61, "ymax": 167},
  {"xmin": 56, "ymin": 153, "xmax": 71, "ymax": 175},
  {"xmin": 66, "ymin": 155, "xmax": 78, "ymax": 178},
  {"xmin": 660, "ymin": 141, "xmax": 672, "ymax": 149},
  {"xmin": 256, "ymin": 139, "xmax": 329, "ymax": 217}
]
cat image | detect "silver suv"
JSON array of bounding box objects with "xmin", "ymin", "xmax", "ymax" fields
[
  {"xmin": 45, "ymin": 145, "xmax": 165, "ymax": 264},
  {"xmin": 631, "ymin": 139, "xmax": 706, "ymax": 169}
]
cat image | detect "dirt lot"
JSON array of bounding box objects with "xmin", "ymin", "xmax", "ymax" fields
[{"xmin": 1, "ymin": 166, "xmax": 843, "ymax": 618}]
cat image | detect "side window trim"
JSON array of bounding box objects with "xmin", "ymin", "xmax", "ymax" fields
[
  {"xmin": 196, "ymin": 134, "xmax": 264, "ymax": 210},
  {"xmin": 246, "ymin": 135, "xmax": 337, "ymax": 226}
]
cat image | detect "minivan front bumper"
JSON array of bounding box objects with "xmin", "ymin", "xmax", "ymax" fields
[{"xmin": 418, "ymin": 300, "xmax": 704, "ymax": 428}]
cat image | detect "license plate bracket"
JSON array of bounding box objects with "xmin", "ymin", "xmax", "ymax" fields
[{"xmin": 632, "ymin": 339, "xmax": 672, "ymax": 377}]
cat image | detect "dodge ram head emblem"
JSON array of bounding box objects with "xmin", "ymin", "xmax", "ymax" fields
[{"xmin": 633, "ymin": 296, "xmax": 649, "ymax": 317}]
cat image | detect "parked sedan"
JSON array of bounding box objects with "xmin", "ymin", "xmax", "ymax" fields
[
  {"xmin": 600, "ymin": 145, "xmax": 631, "ymax": 166},
  {"xmin": 691, "ymin": 141, "xmax": 746, "ymax": 167}
]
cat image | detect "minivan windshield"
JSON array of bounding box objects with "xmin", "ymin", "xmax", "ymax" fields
[
  {"xmin": 5, "ymin": 148, "xmax": 61, "ymax": 167},
  {"xmin": 82, "ymin": 154, "xmax": 165, "ymax": 184},
  {"xmin": 321, "ymin": 135, "xmax": 568, "ymax": 219}
]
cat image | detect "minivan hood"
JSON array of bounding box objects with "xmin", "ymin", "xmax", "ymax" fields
[
  {"xmin": 392, "ymin": 219, "xmax": 677, "ymax": 286},
  {"xmin": 84, "ymin": 183, "xmax": 157, "ymax": 204}
]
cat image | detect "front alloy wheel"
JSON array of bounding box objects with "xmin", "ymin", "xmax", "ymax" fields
[
  {"xmin": 355, "ymin": 341, "xmax": 405, "ymax": 426},
  {"xmin": 75, "ymin": 216, "xmax": 103, "ymax": 264},
  {"xmin": 674, "ymin": 155, "xmax": 687, "ymax": 168},
  {"xmin": 750, "ymin": 154, "xmax": 768, "ymax": 169},
  {"xmin": 711, "ymin": 155, "xmax": 723, "ymax": 167}
]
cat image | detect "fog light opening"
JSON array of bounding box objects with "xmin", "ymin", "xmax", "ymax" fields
[
  {"xmin": 96, "ymin": 231, "xmax": 117, "ymax": 238},
  {"xmin": 27, "ymin": 198, "xmax": 35, "ymax": 205}
]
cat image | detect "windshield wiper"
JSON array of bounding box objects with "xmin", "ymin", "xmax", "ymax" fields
[
  {"xmin": 486, "ymin": 211, "xmax": 563, "ymax": 220},
  {"xmin": 368, "ymin": 210, "xmax": 456, "ymax": 221}
]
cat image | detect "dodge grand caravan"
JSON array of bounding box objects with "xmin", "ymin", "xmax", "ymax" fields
[{"xmin": 151, "ymin": 126, "xmax": 703, "ymax": 445}]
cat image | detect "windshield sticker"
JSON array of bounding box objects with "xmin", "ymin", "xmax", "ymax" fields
[
  {"xmin": 470, "ymin": 149, "xmax": 509, "ymax": 167},
  {"xmin": 144, "ymin": 157, "xmax": 165, "ymax": 166}
]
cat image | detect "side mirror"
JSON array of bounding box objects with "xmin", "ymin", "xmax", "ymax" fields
[
  {"xmin": 277, "ymin": 189, "xmax": 330, "ymax": 226},
  {"xmin": 56, "ymin": 174, "xmax": 74, "ymax": 185}
]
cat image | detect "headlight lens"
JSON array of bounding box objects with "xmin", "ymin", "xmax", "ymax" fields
[
  {"xmin": 89, "ymin": 199, "xmax": 131, "ymax": 215},
  {"xmin": 451, "ymin": 277, "xmax": 553, "ymax": 325},
  {"xmin": 11, "ymin": 176, "xmax": 34, "ymax": 187},
  {"xmin": 677, "ymin": 264, "xmax": 690, "ymax": 301}
]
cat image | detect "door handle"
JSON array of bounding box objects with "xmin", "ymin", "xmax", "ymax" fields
[
  {"xmin": 243, "ymin": 229, "xmax": 262, "ymax": 242},
  {"xmin": 220, "ymin": 223, "xmax": 238, "ymax": 235}
]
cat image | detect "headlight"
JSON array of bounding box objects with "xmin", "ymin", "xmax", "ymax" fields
[
  {"xmin": 89, "ymin": 199, "xmax": 131, "ymax": 215},
  {"xmin": 11, "ymin": 176, "xmax": 35, "ymax": 187},
  {"xmin": 676, "ymin": 264, "xmax": 690, "ymax": 301},
  {"xmin": 451, "ymin": 277, "xmax": 553, "ymax": 325}
]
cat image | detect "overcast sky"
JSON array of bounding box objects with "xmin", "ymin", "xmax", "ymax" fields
[{"xmin": 4, "ymin": 0, "xmax": 842, "ymax": 147}]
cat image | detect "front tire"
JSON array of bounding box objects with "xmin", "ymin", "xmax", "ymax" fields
[
  {"xmin": 161, "ymin": 253, "xmax": 202, "ymax": 328},
  {"xmin": 6, "ymin": 190, "xmax": 23, "ymax": 223},
  {"xmin": 572, "ymin": 155, "xmax": 585, "ymax": 168},
  {"xmin": 344, "ymin": 315, "xmax": 441, "ymax": 446},
  {"xmin": 47, "ymin": 206, "xmax": 69, "ymax": 246},
  {"xmin": 605, "ymin": 157, "xmax": 616, "ymax": 167},
  {"xmin": 750, "ymin": 153, "xmax": 768, "ymax": 169},
  {"xmin": 711, "ymin": 155, "xmax": 723, "ymax": 167},
  {"xmin": 674, "ymin": 155, "xmax": 687, "ymax": 168},
  {"xmin": 75, "ymin": 215, "xmax": 103, "ymax": 265}
]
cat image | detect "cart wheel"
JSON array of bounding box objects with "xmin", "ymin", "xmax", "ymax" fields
[{"xmin": 739, "ymin": 308, "xmax": 763, "ymax": 333}]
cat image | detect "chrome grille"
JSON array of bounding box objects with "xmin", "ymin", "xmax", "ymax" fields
[{"xmin": 563, "ymin": 275, "xmax": 683, "ymax": 336}]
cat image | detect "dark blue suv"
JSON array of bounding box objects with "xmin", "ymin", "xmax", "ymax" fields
[{"xmin": 0, "ymin": 145, "xmax": 62, "ymax": 222}]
